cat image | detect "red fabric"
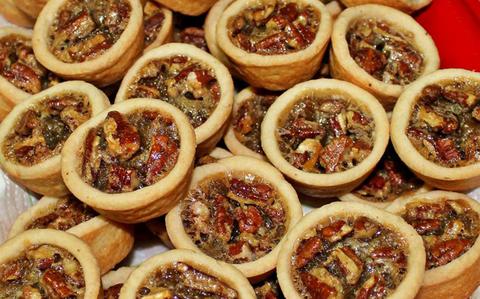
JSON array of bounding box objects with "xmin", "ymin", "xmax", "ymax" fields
[{"xmin": 415, "ymin": 0, "xmax": 480, "ymax": 71}]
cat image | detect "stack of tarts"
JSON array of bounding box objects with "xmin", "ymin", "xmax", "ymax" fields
[{"xmin": 0, "ymin": 0, "xmax": 480, "ymax": 298}]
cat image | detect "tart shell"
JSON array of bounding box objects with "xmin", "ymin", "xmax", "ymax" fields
[
  {"xmin": 0, "ymin": 81, "xmax": 110, "ymax": 196},
  {"xmin": 277, "ymin": 201, "xmax": 426, "ymax": 299},
  {"xmin": 261, "ymin": 79, "xmax": 389, "ymax": 198},
  {"xmin": 339, "ymin": 0, "xmax": 432, "ymax": 13},
  {"xmin": 102, "ymin": 266, "xmax": 136, "ymax": 289},
  {"xmin": 15, "ymin": 0, "xmax": 47, "ymax": 19},
  {"xmin": 391, "ymin": 69, "xmax": 480, "ymax": 191},
  {"xmin": 143, "ymin": 5, "xmax": 173, "ymax": 53},
  {"xmin": 0, "ymin": 0, "xmax": 35, "ymax": 28},
  {"xmin": 330, "ymin": 4, "xmax": 439, "ymax": 110},
  {"xmin": 8, "ymin": 196, "xmax": 134, "ymax": 275},
  {"xmin": 216, "ymin": 0, "xmax": 333, "ymax": 91},
  {"xmin": 386, "ymin": 191, "xmax": 480, "ymax": 299},
  {"xmin": 61, "ymin": 99, "xmax": 196, "ymax": 223},
  {"xmin": 152, "ymin": 0, "xmax": 218, "ymax": 16}
]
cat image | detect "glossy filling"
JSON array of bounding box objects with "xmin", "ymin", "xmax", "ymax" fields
[
  {"xmin": 126, "ymin": 56, "xmax": 220, "ymax": 128},
  {"xmin": 292, "ymin": 217, "xmax": 408, "ymax": 299},
  {"xmin": 137, "ymin": 262, "xmax": 237, "ymax": 299},
  {"xmin": 174, "ymin": 27, "xmax": 208, "ymax": 52},
  {"xmin": 347, "ymin": 19, "xmax": 424, "ymax": 85},
  {"xmin": 144, "ymin": 1, "xmax": 165, "ymax": 48},
  {"xmin": 277, "ymin": 96, "xmax": 374, "ymax": 173},
  {"xmin": 407, "ymin": 81, "xmax": 480, "ymax": 167},
  {"xmin": 81, "ymin": 110, "xmax": 180, "ymax": 193},
  {"xmin": 27, "ymin": 197, "xmax": 98, "ymax": 231},
  {"xmin": 228, "ymin": 0, "xmax": 319, "ymax": 55},
  {"xmin": 3, "ymin": 93, "xmax": 91, "ymax": 166},
  {"xmin": 181, "ymin": 173, "xmax": 286, "ymax": 264},
  {"xmin": 0, "ymin": 34, "xmax": 60, "ymax": 94},
  {"xmin": 401, "ymin": 199, "xmax": 480, "ymax": 269},
  {"xmin": 233, "ymin": 91, "xmax": 278, "ymax": 154},
  {"xmin": 254, "ymin": 275, "xmax": 284, "ymax": 299},
  {"xmin": 352, "ymin": 145, "xmax": 424, "ymax": 203},
  {"xmin": 49, "ymin": 0, "xmax": 131, "ymax": 63},
  {"xmin": 104, "ymin": 284, "xmax": 122, "ymax": 299},
  {"xmin": 0, "ymin": 244, "xmax": 85, "ymax": 298}
]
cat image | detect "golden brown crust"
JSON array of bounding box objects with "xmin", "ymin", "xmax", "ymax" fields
[
  {"xmin": 330, "ymin": 4, "xmax": 439, "ymax": 110},
  {"xmin": 216, "ymin": 0, "xmax": 332, "ymax": 91},
  {"xmin": 0, "ymin": 0, "xmax": 35, "ymax": 28},
  {"xmin": 261, "ymin": 79, "xmax": 389, "ymax": 198},
  {"xmin": 339, "ymin": 0, "xmax": 432, "ymax": 13},
  {"xmin": 0, "ymin": 81, "xmax": 110, "ymax": 196},
  {"xmin": 32, "ymin": 0, "xmax": 144, "ymax": 87},
  {"xmin": 15, "ymin": 0, "xmax": 47, "ymax": 19},
  {"xmin": 61, "ymin": 99, "xmax": 196, "ymax": 223},
  {"xmin": 391, "ymin": 69, "xmax": 480, "ymax": 191},
  {"xmin": 152, "ymin": 0, "xmax": 218, "ymax": 16}
]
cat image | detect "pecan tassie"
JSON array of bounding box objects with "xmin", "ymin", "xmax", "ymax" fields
[
  {"xmin": 48, "ymin": 0, "xmax": 131, "ymax": 63},
  {"xmin": 277, "ymin": 96, "xmax": 374, "ymax": 173},
  {"xmin": 228, "ymin": 0, "xmax": 320, "ymax": 55},
  {"xmin": 0, "ymin": 34, "xmax": 60, "ymax": 94},
  {"xmin": 407, "ymin": 81, "xmax": 480, "ymax": 168},
  {"xmin": 401, "ymin": 199, "xmax": 480, "ymax": 270},
  {"xmin": 81, "ymin": 110, "xmax": 180, "ymax": 193},
  {"xmin": 144, "ymin": 1, "xmax": 166, "ymax": 48},
  {"xmin": 181, "ymin": 174, "xmax": 286, "ymax": 264},
  {"xmin": 0, "ymin": 244, "xmax": 86, "ymax": 298},
  {"xmin": 3, "ymin": 93, "xmax": 91, "ymax": 166},
  {"xmin": 347, "ymin": 18, "xmax": 424, "ymax": 85},
  {"xmin": 292, "ymin": 217, "xmax": 408, "ymax": 298}
]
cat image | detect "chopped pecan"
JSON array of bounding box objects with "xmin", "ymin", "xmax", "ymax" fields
[
  {"xmin": 0, "ymin": 260, "xmax": 24, "ymax": 282},
  {"xmin": 435, "ymin": 138, "xmax": 461, "ymax": 164},
  {"xmin": 179, "ymin": 27, "xmax": 208, "ymax": 51},
  {"xmin": 193, "ymin": 69, "xmax": 216, "ymax": 87},
  {"xmin": 321, "ymin": 220, "xmax": 353, "ymax": 242},
  {"xmin": 279, "ymin": 3, "xmax": 298, "ymax": 22},
  {"xmin": 228, "ymin": 241, "xmax": 245, "ymax": 256},
  {"xmin": 353, "ymin": 217, "xmax": 379, "ymax": 239},
  {"xmin": 383, "ymin": 160, "xmax": 403, "ymax": 188},
  {"xmin": 36, "ymin": 257, "xmax": 54, "ymax": 271},
  {"xmin": 107, "ymin": 164, "xmax": 139, "ymax": 192},
  {"xmin": 144, "ymin": 12, "xmax": 165, "ymax": 41},
  {"xmin": 3, "ymin": 62, "xmax": 41, "ymax": 94},
  {"xmin": 364, "ymin": 175, "xmax": 386, "ymax": 190},
  {"xmin": 236, "ymin": 206, "xmax": 263, "ymax": 234},
  {"xmin": 15, "ymin": 110, "xmax": 39, "ymax": 136},
  {"xmin": 214, "ymin": 195, "xmax": 233, "ymax": 237},
  {"xmin": 104, "ymin": 111, "xmax": 140, "ymax": 161},
  {"xmin": 145, "ymin": 134, "xmax": 178, "ymax": 184},
  {"xmin": 430, "ymin": 239, "xmax": 470, "ymax": 267},
  {"xmin": 320, "ymin": 136, "xmax": 352, "ymax": 173},
  {"xmin": 284, "ymin": 118, "xmax": 324, "ymax": 139},
  {"xmin": 229, "ymin": 178, "xmax": 273, "ymax": 201},
  {"xmin": 256, "ymin": 32, "xmax": 288, "ymax": 53},
  {"xmin": 356, "ymin": 275, "xmax": 378, "ymax": 299},
  {"xmin": 354, "ymin": 47, "xmax": 387, "ymax": 75},
  {"xmin": 300, "ymin": 272, "xmax": 337, "ymax": 299},
  {"xmin": 234, "ymin": 107, "xmax": 254, "ymax": 134},
  {"xmin": 104, "ymin": 283, "xmax": 122, "ymax": 299},
  {"xmin": 296, "ymin": 236, "xmax": 322, "ymax": 268},
  {"xmin": 331, "ymin": 247, "xmax": 363, "ymax": 285},
  {"xmin": 411, "ymin": 219, "xmax": 442, "ymax": 235},
  {"xmin": 421, "ymin": 84, "xmax": 442, "ymax": 102},
  {"xmin": 371, "ymin": 247, "xmax": 406, "ymax": 266},
  {"xmin": 59, "ymin": 9, "xmax": 94, "ymax": 39},
  {"xmin": 443, "ymin": 89, "xmax": 469, "ymax": 106},
  {"xmin": 42, "ymin": 269, "xmax": 74, "ymax": 298}
]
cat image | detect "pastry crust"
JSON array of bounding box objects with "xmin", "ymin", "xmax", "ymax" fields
[
  {"xmin": 261, "ymin": 79, "xmax": 389, "ymax": 198},
  {"xmin": 61, "ymin": 99, "xmax": 196, "ymax": 223},
  {"xmin": 216, "ymin": 0, "xmax": 332, "ymax": 91},
  {"xmin": 391, "ymin": 69, "xmax": 480, "ymax": 191},
  {"xmin": 0, "ymin": 0, "xmax": 35, "ymax": 28},
  {"xmin": 330, "ymin": 4, "xmax": 439, "ymax": 110},
  {"xmin": 32, "ymin": 0, "xmax": 144, "ymax": 87},
  {"xmin": 15, "ymin": 0, "xmax": 47, "ymax": 19},
  {"xmin": 0, "ymin": 81, "xmax": 110, "ymax": 196},
  {"xmin": 143, "ymin": 2, "xmax": 173, "ymax": 53},
  {"xmin": 0, "ymin": 229, "xmax": 102, "ymax": 298},
  {"xmin": 102, "ymin": 267, "xmax": 136, "ymax": 289},
  {"xmin": 8, "ymin": 196, "xmax": 134, "ymax": 275},
  {"xmin": 119, "ymin": 249, "xmax": 256, "ymax": 298},
  {"xmin": 166, "ymin": 156, "xmax": 303, "ymax": 280},
  {"xmin": 152, "ymin": 0, "xmax": 218, "ymax": 16},
  {"xmin": 386, "ymin": 191, "xmax": 480, "ymax": 299},
  {"xmin": 339, "ymin": 0, "xmax": 432, "ymax": 13},
  {"xmin": 115, "ymin": 43, "xmax": 234, "ymax": 156},
  {"xmin": 277, "ymin": 201, "xmax": 426, "ymax": 299}
]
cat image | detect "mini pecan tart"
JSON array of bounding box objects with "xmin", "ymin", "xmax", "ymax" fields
[
  {"xmin": 166, "ymin": 156, "xmax": 303, "ymax": 280},
  {"xmin": 14, "ymin": 0, "xmax": 47, "ymax": 19},
  {"xmin": 261, "ymin": 79, "xmax": 389, "ymax": 198},
  {"xmin": 0, "ymin": 81, "xmax": 109, "ymax": 196},
  {"xmin": 0, "ymin": 229, "xmax": 101, "ymax": 298},
  {"xmin": 118, "ymin": 249, "xmax": 256, "ymax": 298},
  {"xmin": 391, "ymin": 69, "xmax": 480, "ymax": 191},
  {"xmin": 9, "ymin": 196, "xmax": 134, "ymax": 275},
  {"xmin": 143, "ymin": 1, "xmax": 173, "ymax": 53},
  {"xmin": 0, "ymin": 27, "xmax": 61, "ymax": 120},
  {"xmin": 32, "ymin": 0, "xmax": 144, "ymax": 87},
  {"xmin": 339, "ymin": 0, "xmax": 432, "ymax": 13},
  {"xmin": 216, "ymin": 0, "xmax": 332, "ymax": 90},
  {"xmin": 386, "ymin": 191, "xmax": 480, "ymax": 299},
  {"xmin": 151, "ymin": 0, "xmax": 218, "ymax": 16},
  {"xmin": 225, "ymin": 87, "xmax": 279, "ymax": 160},
  {"xmin": 115, "ymin": 43, "xmax": 234, "ymax": 156},
  {"xmin": 340, "ymin": 144, "xmax": 430, "ymax": 209},
  {"xmin": 102, "ymin": 267, "xmax": 136, "ymax": 299},
  {"xmin": 330, "ymin": 4, "xmax": 439, "ymax": 110},
  {"xmin": 61, "ymin": 99, "xmax": 196, "ymax": 223},
  {"xmin": 277, "ymin": 202, "xmax": 426, "ymax": 299},
  {"xmin": 0, "ymin": 0, "xmax": 35, "ymax": 28}
]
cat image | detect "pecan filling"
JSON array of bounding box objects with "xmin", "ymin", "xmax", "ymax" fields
[
  {"xmin": 0, "ymin": 244, "xmax": 85, "ymax": 298},
  {"xmin": 228, "ymin": 0, "xmax": 319, "ymax": 55},
  {"xmin": 401, "ymin": 199, "xmax": 480, "ymax": 270},
  {"xmin": 49, "ymin": 0, "xmax": 131, "ymax": 63},
  {"xmin": 254, "ymin": 275, "xmax": 284, "ymax": 299},
  {"xmin": 347, "ymin": 19, "xmax": 424, "ymax": 85},
  {"xmin": 277, "ymin": 96, "xmax": 374, "ymax": 173},
  {"xmin": 174, "ymin": 27, "xmax": 208, "ymax": 52},
  {"xmin": 292, "ymin": 217, "xmax": 408, "ymax": 299},
  {"xmin": 144, "ymin": 1, "xmax": 165, "ymax": 48},
  {"xmin": 181, "ymin": 174, "xmax": 286, "ymax": 264},
  {"xmin": 3, "ymin": 93, "xmax": 91, "ymax": 166},
  {"xmin": 27, "ymin": 197, "xmax": 98, "ymax": 231},
  {"xmin": 352, "ymin": 145, "xmax": 424, "ymax": 203},
  {"xmin": 104, "ymin": 284, "xmax": 122, "ymax": 299},
  {"xmin": 407, "ymin": 82, "xmax": 480, "ymax": 167},
  {"xmin": 137, "ymin": 262, "xmax": 238, "ymax": 299},
  {"xmin": 126, "ymin": 56, "xmax": 220, "ymax": 128},
  {"xmin": 233, "ymin": 91, "xmax": 278, "ymax": 154},
  {"xmin": 0, "ymin": 34, "xmax": 60, "ymax": 94},
  {"xmin": 81, "ymin": 110, "xmax": 180, "ymax": 193}
]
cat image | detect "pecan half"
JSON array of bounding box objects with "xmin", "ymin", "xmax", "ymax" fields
[
  {"xmin": 229, "ymin": 178, "xmax": 273, "ymax": 201},
  {"xmin": 296, "ymin": 236, "xmax": 322, "ymax": 268},
  {"xmin": 42, "ymin": 269, "xmax": 74, "ymax": 298},
  {"xmin": 300, "ymin": 272, "xmax": 337, "ymax": 299},
  {"xmin": 104, "ymin": 111, "xmax": 141, "ymax": 161},
  {"xmin": 429, "ymin": 239, "xmax": 470, "ymax": 267}
]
